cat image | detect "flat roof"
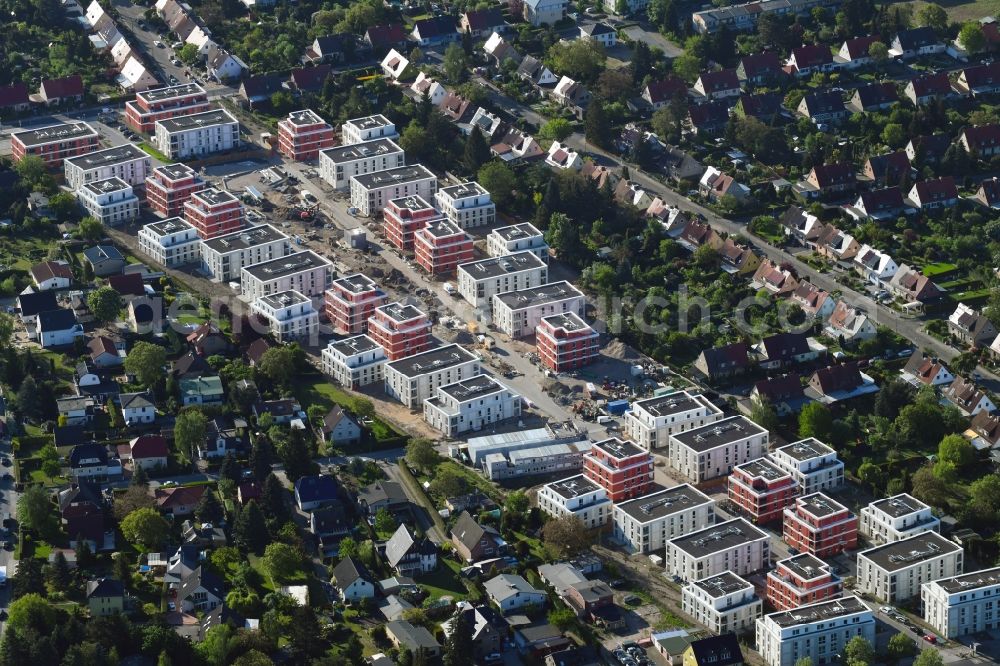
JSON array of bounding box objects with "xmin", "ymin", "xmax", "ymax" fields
[
  {"xmin": 258, "ymin": 290, "xmax": 310, "ymax": 310},
  {"xmin": 345, "ymin": 114, "xmax": 394, "ymax": 129},
  {"xmin": 327, "ymin": 334, "xmax": 382, "ymax": 356},
  {"xmin": 540, "ymin": 312, "xmax": 592, "ymax": 333},
  {"xmin": 157, "ymin": 109, "xmax": 237, "ymax": 133},
  {"xmin": 934, "ymin": 566, "xmax": 1000, "ymax": 594},
  {"xmin": 287, "ymin": 109, "xmax": 326, "ymax": 126},
  {"xmin": 778, "ymin": 553, "xmax": 831, "ymax": 581},
  {"xmin": 203, "ymin": 225, "xmax": 286, "ymax": 253},
  {"xmin": 776, "ymin": 438, "xmax": 834, "ymax": 461},
  {"xmin": 493, "ymin": 281, "xmax": 583, "ymax": 310},
  {"xmin": 669, "ymin": 518, "xmax": 768, "ymax": 558},
  {"xmin": 144, "ymin": 217, "xmax": 194, "ymax": 237},
  {"xmin": 734, "ymin": 457, "xmax": 789, "ymax": 482},
  {"xmin": 591, "ymin": 437, "xmax": 645, "ymax": 460},
  {"xmin": 766, "ymin": 595, "xmax": 869, "ymax": 628},
  {"xmin": 420, "ymin": 218, "xmax": 465, "ymax": 239},
  {"xmin": 333, "ymin": 273, "xmax": 379, "ymax": 294},
  {"xmin": 154, "ymin": 163, "xmax": 197, "ymax": 181},
  {"xmin": 377, "ymin": 302, "xmax": 424, "ymax": 322},
  {"xmin": 138, "ymin": 82, "xmax": 206, "ymax": 103},
  {"xmin": 546, "ymin": 474, "xmax": 603, "ymax": 500},
  {"xmin": 65, "ymin": 143, "xmax": 146, "ymax": 170},
  {"xmin": 83, "ymin": 177, "xmax": 131, "ymax": 195},
  {"xmin": 389, "ymin": 194, "xmax": 435, "ymax": 212},
  {"xmin": 439, "ymin": 181, "xmax": 487, "ymax": 199},
  {"xmin": 493, "ymin": 222, "xmax": 543, "ymax": 242},
  {"xmin": 438, "ymin": 375, "xmax": 507, "ymax": 402},
  {"xmin": 615, "ymin": 485, "xmax": 712, "ymax": 523},
  {"xmin": 869, "ymin": 493, "xmax": 928, "ymax": 518},
  {"xmin": 321, "ymin": 138, "xmax": 402, "ymax": 163},
  {"xmin": 634, "ymin": 391, "xmax": 707, "ymax": 418},
  {"xmin": 14, "ymin": 121, "xmax": 97, "ymax": 147},
  {"xmin": 352, "ymin": 164, "xmax": 435, "ymax": 189},
  {"xmin": 242, "ymin": 250, "xmax": 330, "ymax": 280},
  {"xmin": 860, "ymin": 532, "xmax": 960, "ymax": 572},
  {"xmin": 795, "ymin": 493, "xmax": 848, "ymax": 519},
  {"xmin": 386, "ymin": 344, "xmax": 476, "ymax": 378},
  {"xmin": 672, "ymin": 416, "xmax": 765, "ymax": 452},
  {"xmin": 191, "ymin": 188, "xmax": 239, "ymax": 207},
  {"xmin": 458, "ymin": 252, "xmax": 544, "ymax": 280},
  {"xmin": 692, "ymin": 571, "xmax": 753, "ymax": 598}
]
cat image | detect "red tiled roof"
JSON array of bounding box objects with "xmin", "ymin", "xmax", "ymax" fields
[
  {"xmin": 909, "ymin": 72, "xmax": 951, "ymax": 97},
  {"xmin": 841, "ymin": 35, "xmax": 882, "ymax": 60},
  {"xmin": 0, "ymin": 83, "xmax": 29, "ymax": 108},
  {"xmin": 41, "ymin": 75, "xmax": 84, "ymax": 100},
  {"xmin": 131, "ymin": 434, "xmax": 168, "ymax": 459},
  {"xmin": 30, "ymin": 261, "xmax": 72, "ymax": 283},
  {"xmin": 155, "ymin": 485, "xmax": 206, "ymax": 509},
  {"xmin": 644, "ymin": 77, "xmax": 688, "ymax": 104},
  {"xmin": 108, "ymin": 273, "xmax": 145, "ymax": 297},
  {"xmin": 791, "ymin": 44, "xmax": 833, "ymax": 68}
]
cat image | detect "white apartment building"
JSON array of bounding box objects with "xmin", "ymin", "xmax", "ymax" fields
[
  {"xmin": 682, "ymin": 571, "xmax": 762, "ymax": 635},
  {"xmin": 613, "ymin": 484, "xmax": 715, "ymax": 555},
  {"xmin": 350, "ymin": 164, "xmax": 437, "ymax": 217},
  {"xmin": 666, "ymin": 518, "xmax": 770, "ymax": 582},
  {"xmin": 769, "ymin": 438, "xmax": 845, "ymax": 495},
  {"xmin": 240, "ymin": 250, "xmax": 333, "ymax": 301},
  {"xmin": 487, "ymin": 223, "xmax": 549, "ymax": 262},
  {"xmin": 623, "ymin": 390, "xmax": 724, "ymax": 451},
  {"xmin": 154, "ymin": 109, "xmax": 240, "ymax": 159},
  {"xmin": 668, "ymin": 416, "xmax": 768, "ymax": 484},
  {"xmin": 857, "ymin": 532, "xmax": 963, "ymax": 604},
  {"xmin": 64, "ymin": 143, "xmax": 151, "ymax": 191},
  {"xmin": 756, "ymin": 596, "xmax": 875, "ymax": 666},
  {"xmin": 76, "ymin": 177, "xmax": 140, "ymax": 227},
  {"xmin": 457, "ymin": 252, "xmax": 548, "ymax": 308},
  {"xmin": 859, "ymin": 493, "xmax": 940, "ymax": 545},
  {"xmin": 318, "ymin": 138, "xmax": 405, "ymax": 190},
  {"xmin": 491, "ymin": 281, "xmax": 587, "ymax": 339},
  {"xmin": 423, "ymin": 375, "xmax": 521, "ymax": 437},
  {"xmin": 383, "ymin": 344, "xmax": 481, "ymax": 409},
  {"xmin": 434, "ymin": 181, "xmax": 496, "ymax": 229},
  {"xmin": 250, "ymin": 290, "xmax": 319, "ymax": 343},
  {"xmin": 320, "ymin": 335, "xmax": 388, "ymax": 389},
  {"xmin": 922, "ymin": 567, "xmax": 1000, "ymax": 639},
  {"xmin": 537, "ymin": 475, "xmax": 612, "ymax": 529},
  {"xmin": 200, "ymin": 225, "xmax": 291, "ymax": 282},
  {"xmin": 138, "ymin": 217, "xmax": 201, "ymax": 267},
  {"xmin": 341, "ymin": 115, "xmax": 399, "ymax": 145}
]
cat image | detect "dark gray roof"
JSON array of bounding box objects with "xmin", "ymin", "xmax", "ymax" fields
[
  {"xmin": 859, "ymin": 532, "xmax": 959, "ymax": 572},
  {"xmin": 37, "ymin": 308, "xmax": 77, "ymax": 332},
  {"xmin": 669, "ymin": 518, "xmax": 768, "ymax": 558},
  {"xmin": 332, "ymin": 556, "xmax": 372, "ymax": 589},
  {"xmin": 17, "ymin": 290, "xmax": 58, "ymax": 317},
  {"xmin": 295, "ymin": 474, "xmax": 339, "ymax": 504},
  {"xmin": 357, "ymin": 480, "xmax": 407, "ymax": 507},
  {"xmin": 86, "ymin": 577, "xmax": 125, "ymax": 599},
  {"xmin": 178, "ymin": 566, "xmax": 225, "ymax": 602}
]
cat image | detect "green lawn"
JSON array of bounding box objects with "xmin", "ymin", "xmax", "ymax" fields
[
  {"xmin": 431, "ymin": 461, "xmax": 503, "ymax": 503},
  {"xmin": 293, "ymin": 375, "xmax": 404, "ymax": 443},
  {"xmin": 921, "ymin": 262, "xmax": 958, "ymax": 278},
  {"xmin": 138, "ymin": 142, "xmax": 170, "ymax": 162},
  {"xmin": 415, "ymin": 560, "xmax": 467, "ymax": 602}
]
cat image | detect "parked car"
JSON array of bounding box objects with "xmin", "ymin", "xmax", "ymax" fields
[{"xmin": 923, "ymin": 635, "xmax": 937, "ymax": 644}]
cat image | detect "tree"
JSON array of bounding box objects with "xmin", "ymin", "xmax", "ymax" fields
[
  {"xmin": 250, "ymin": 440, "xmax": 274, "ymax": 483},
  {"xmin": 0, "ymin": 312, "xmax": 13, "ymax": 350},
  {"xmin": 374, "ymin": 507, "xmax": 397, "ymax": 535},
  {"xmin": 406, "ymin": 438, "xmax": 440, "ymax": 473},
  {"xmin": 77, "ymin": 216, "xmax": 104, "ymax": 241},
  {"xmin": 120, "ymin": 508, "xmax": 169, "ymax": 552},
  {"xmin": 882, "ymin": 123, "xmax": 906, "ymax": 149},
  {"xmin": 443, "ymin": 610, "xmax": 474, "ymax": 666},
  {"xmin": 278, "ymin": 428, "xmax": 314, "ymax": 482},
  {"xmin": 47, "ymin": 551, "xmax": 71, "ymax": 589},
  {"xmin": 868, "ymin": 41, "xmax": 889, "ymax": 67},
  {"xmin": 968, "ymin": 474, "xmax": 1000, "ymax": 521},
  {"xmin": 261, "ymin": 472, "xmax": 289, "ymax": 523},
  {"xmin": 174, "ymin": 409, "xmax": 207, "ymax": 461},
  {"xmin": 11, "ymin": 557, "xmax": 45, "ymax": 600},
  {"xmin": 584, "ymin": 100, "xmax": 610, "ymax": 149},
  {"xmin": 798, "ymin": 402, "xmax": 833, "ymax": 441},
  {"xmin": 547, "ymin": 607, "xmax": 577, "ymax": 630},
  {"xmin": 886, "ymin": 633, "xmax": 917, "ymax": 665},
  {"xmin": 541, "ymin": 515, "xmax": 593, "ymax": 558},
  {"xmin": 113, "ymin": 484, "xmax": 156, "ymax": 521},
  {"xmin": 916, "ymin": 3, "xmax": 948, "ymax": 32},
  {"xmin": 13, "ymin": 376, "xmax": 43, "ymax": 423},
  {"xmin": 87, "ymin": 286, "xmax": 123, "ymax": 324},
  {"xmin": 233, "ymin": 650, "xmax": 273, "ymax": 666},
  {"xmin": 430, "ymin": 467, "xmax": 467, "ymax": 498},
  {"xmin": 262, "ymin": 542, "xmax": 301, "ymax": 584},
  {"xmin": 443, "ymin": 42, "xmax": 467, "ymax": 83},
  {"xmin": 913, "ymin": 649, "xmax": 944, "ymax": 666},
  {"xmin": 196, "ymin": 489, "xmax": 223, "ymax": 524},
  {"xmin": 959, "ymin": 21, "xmax": 987, "ymax": 53},
  {"xmin": 546, "ymin": 39, "xmax": 606, "ymax": 81},
  {"xmin": 749, "ymin": 397, "xmax": 779, "ymax": 433},
  {"xmin": 938, "ymin": 433, "xmax": 975, "ymax": 472},
  {"xmin": 463, "ymin": 126, "xmax": 490, "ymax": 174},
  {"xmin": 506, "ymin": 490, "xmax": 530, "ymax": 515},
  {"xmin": 124, "ymin": 341, "xmax": 167, "ymax": 389},
  {"xmin": 844, "ymin": 635, "xmax": 874, "ymax": 666},
  {"xmin": 177, "ymin": 43, "xmax": 199, "ymax": 64},
  {"xmin": 477, "ymin": 162, "xmax": 517, "ymax": 207},
  {"xmin": 17, "ymin": 484, "xmax": 56, "ymax": 538},
  {"xmin": 671, "ymin": 53, "xmax": 702, "ymax": 82},
  {"xmin": 14, "ymin": 156, "xmax": 51, "ymax": 190},
  {"xmin": 233, "ymin": 501, "xmax": 269, "ymax": 554},
  {"xmin": 47, "ymin": 192, "xmax": 77, "ymax": 221},
  {"xmin": 6, "ymin": 593, "xmax": 56, "ymax": 637},
  {"xmin": 539, "ymin": 119, "xmax": 573, "ymax": 142},
  {"xmin": 409, "ymin": 47, "xmax": 423, "ymax": 64},
  {"xmin": 911, "ymin": 466, "xmax": 950, "ymax": 507},
  {"xmin": 337, "ymin": 536, "xmax": 358, "ymax": 560},
  {"xmin": 257, "ymin": 347, "xmax": 295, "ymax": 386}
]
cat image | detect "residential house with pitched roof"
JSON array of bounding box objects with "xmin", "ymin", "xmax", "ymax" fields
[
  {"xmin": 678, "ymin": 219, "xmax": 722, "ymax": 252},
  {"xmin": 790, "ymin": 282, "xmax": 836, "ymax": 320},
  {"xmin": 385, "ymin": 620, "xmax": 442, "ymax": 656},
  {"xmin": 177, "ymin": 566, "xmax": 224, "ymax": 612},
  {"xmin": 39, "ymin": 75, "xmax": 84, "ymax": 106},
  {"xmin": 364, "ymin": 24, "xmax": 408, "ymax": 53},
  {"xmin": 825, "ymin": 302, "xmax": 877, "ymax": 344},
  {"xmin": 849, "ymin": 82, "xmax": 899, "ymax": 112},
  {"xmin": 0, "ymin": 83, "xmax": 31, "ymax": 114},
  {"xmin": 901, "ymin": 353, "xmax": 954, "ymax": 387},
  {"xmin": 450, "ymin": 511, "xmax": 506, "ymax": 563},
  {"xmin": 807, "ymin": 362, "xmax": 879, "ymax": 404},
  {"xmin": 737, "ymin": 52, "xmax": 784, "ymax": 86},
  {"xmin": 966, "ymin": 410, "xmax": 1000, "ymax": 450},
  {"xmin": 904, "ymin": 73, "xmax": 954, "ymax": 106},
  {"xmin": 907, "ymin": 177, "xmax": 958, "ymax": 210},
  {"xmin": 461, "ymin": 8, "xmax": 506, "ymax": 37},
  {"xmin": 155, "ymin": 485, "xmax": 205, "ymax": 518},
  {"xmin": 944, "ymin": 376, "xmax": 997, "ymax": 416},
  {"xmin": 693, "ymin": 69, "xmax": 741, "ymax": 100},
  {"xmin": 718, "ymin": 238, "xmax": 761, "ymax": 275},
  {"xmin": 486, "ymin": 573, "xmax": 547, "ymax": 613},
  {"xmin": 699, "ymin": 167, "xmax": 750, "ymax": 203},
  {"xmin": 886, "ymin": 264, "xmax": 941, "ymax": 303},
  {"xmin": 320, "ymin": 406, "xmax": 361, "ymax": 446},
  {"xmin": 955, "ymin": 62, "xmax": 1000, "ymax": 96},
  {"xmin": 385, "ymin": 524, "xmax": 437, "ymax": 575},
  {"xmin": 87, "ymin": 578, "xmax": 125, "ymax": 616},
  {"xmin": 483, "ymin": 32, "xmax": 521, "ymax": 67},
  {"xmin": 441, "ymin": 603, "xmax": 505, "ymax": 660},
  {"xmin": 129, "ymin": 434, "xmax": 169, "ymax": 472},
  {"xmin": 30, "ymin": 261, "xmax": 72, "ymax": 291},
  {"xmin": 688, "ymin": 100, "xmax": 730, "ymax": 134},
  {"xmin": 948, "ymin": 303, "xmax": 998, "ymax": 348},
  {"xmin": 733, "ymin": 92, "xmax": 783, "ymax": 120},
  {"xmin": 851, "ymin": 187, "xmax": 906, "ymax": 221},
  {"xmin": 751, "ymin": 261, "xmax": 800, "ymax": 296},
  {"xmin": 751, "ymin": 374, "xmax": 808, "ymax": 415},
  {"xmin": 798, "ymin": 163, "xmax": 856, "ymax": 200},
  {"xmin": 754, "ymin": 332, "xmax": 820, "ymax": 369},
  {"xmin": 959, "ymin": 124, "xmax": 1000, "ymax": 157},
  {"xmin": 780, "ymin": 206, "xmax": 825, "ymax": 245},
  {"xmin": 357, "ymin": 480, "xmax": 408, "ymax": 515},
  {"xmin": 332, "ymin": 556, "xmax": 376, "ymax": 602},
  {"xmin": 837, "ymin": 35, "xmax": 882, "ymax": 67},
  {"xmin": 890, "ymin": 26, "xmax": 944, "ymax": 58},
  {"xmin": 516, "ymin": 55, "xmax": 557, "ymax": 86},
  {"xmin": 863, "ymin": 152, "xmax": 911, "ymax": 187},
  {"xmin": 787, "ymin": 45, "xmax": 836, "ymax": 76},
  {"xmin": 294, "ymin": 474, "xmax": 339, "ymax": 511},
  {"xmin": 522, "ymin": 0, "xmax": 569, "ymax": 26},
  {"xmin": 642, "ymin": 78, "xmax": 688, "ymax": 109},
  {"xmin": 797, "ymin": 91, "xmax": 848, "ymax": 125},
  {"xmin": 813, "ymin": 225, "xmax": 860, "ymax": 261},
  {"xmin": 975, "ymin": 177, "xmax": 1000, "ymax": 208},
  {"xmin": 854, "ymin": 245, "xmax": 898, "ymax": 283},
  {"xmin": 693, "ymin": 342, "xmax": 750, "ymax": 382},
  {"xmin": 306, "ymin": 34, "xmax": 355, "ymax": 64},
  {"xmin": 120, "ymin": 391, "xmax": 155, "ymax": 426}
]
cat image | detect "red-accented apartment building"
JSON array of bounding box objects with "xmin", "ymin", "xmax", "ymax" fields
[
  {"xmin": 182, "ymin": 188, "xmax": 246, "ymax": 239},
  {"xmin": 582, "ymin": 437, "xmax": 654, "ymax": 502},
  {"xmin": 366, "ymin": 301, "xmax": 433, "ymax": 360},
  {"xmin": 383, "ymin": 195, "xmax": 443, "ymax": 250},
  {"xmin": 11, "ymin": 122, "xmax": 100, "ymax": 169},
  {"xmin": 324, "ymin": 273, "xmax": 388, "ymax": 335},
  {"xmin": 535, "ymin": 312, "xmax": 600, "ymax": 373},
  {"xmin": 414, "ymin": 218, "xmax": 474, "ymax": 276},
  {"xmin": 277, "ymin": 109, "xmax": 335, "ymax": 162},
  {"xmin": 782, "ymin": 492, "xmax": 858, "ymax": 558},
  {"xmin": 728, "ymin": 457, "xmax": 799, "ymax": 524},
  {"xmin": 766, "ymin": 553, "xmax": 844, "ymax": 611},
  {"xmin": 124, "ymin": 83, "xmax": 211, "ymax": 134},
  {"xmin": 145, "ymin": 163, "xmax": 207, "ymax": 217}
]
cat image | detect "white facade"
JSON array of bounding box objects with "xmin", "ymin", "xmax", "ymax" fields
[
  {"xmin": 341, "ymin": 115, "xmax": 399, "ymax": 145},
  {"xmin": 434, "ymin": 182, "xmax": 496, "ymax": 229},
  {"xmin": 154, "ymin": 109, "xmax": 240, "ymax": 159},
  {"xmin": 64, "ymin": 144, "xmax": 151, "ymax": 191},
  {"xmin": 857, "ymin": 532, "xmax": 963, "ymax": 604},
  {"xmin": 350, "ymin": 165, "xmax": 437, "ymax": 217},
  {"xmin": 682, "ymin": 571, "xmax": 762, "ymax": 635},
  {"xmin": 423, "ymin": 375, "xmax": 521, "ymax": 437},
  {"xmin": 612, "ymin": 485, "xmax": 715, "ymax": 555},
  {"xmin": 756, "ymin": 596, "xmax": 875, "ymax": 666},
  {"xmin": 491, "ymin": 281, "xmax": 587, "ymax": 339},
  {"xmin": 200, "ymin": 225, "xmax": 292, "ymax": 282},
  {"xmin": 318, "ymin": 138, "xmax": 405, "ymax": 191},
  {"xmin": 321, "ymin": 335, "xmax": 388, "ymax": 389},
  {"xmin": 537, "ymin": 475, "xmax": 612, "ymax": 528},
  {"xmin": 667, "ymin": 416, "xmax": 768, "ymax": 484},
  {"xmin": 138, "ymin": 218, "xmax": 202, "ymax": 267},
  {"xmin": 383, "ymin": 344, "xmax": 481, "ymax": 409},
  {"xmin": 456, "ymin": 252, "xmax": 548, "ymax": 308},
  {"xmin": 922, "ymin": 567, "xmax": 1000, "ymax": 639},
  {"xmin": 623, "ymin": 390, "xmax": 723, "ymax": 451},
  {"xmin": 77, "ymin": 178, "xmax": 140, "ymax": 227},
  {"xmin": 250, "ymin": 291, "xmax": 319, "ymax": 343},
  {"xmin": 769, "ymin": 438, "xmax": 845, "ymax": 495},
  {"xmin": 859, "ymin": 493, "xmax": 940, "ymax": 545},
  {"xmin": 487, "ymin": 223, "xmax": 548, "ymax": 262},
  {"xmin": 240, "ymin": 251, "xmax": 333, "ymax": 302},
  {"xmin": 666, "ymin": 518, "xmax": 770, "ymax": 582}
]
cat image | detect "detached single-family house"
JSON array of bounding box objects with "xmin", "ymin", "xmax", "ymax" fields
[
  {"xmin": 364, "ymin": 24, "xmax": 408, "ymax": 53},
  {"xmin": 38, "ymin": 309, "xmax": 84, "ymax": 348},
  {"xmin": 642, "ymin": 78, "xmax": 688, "ymax": 110},
  {"xmin": 385, "ymin": 524, "xmax": 437, "ymax": 576},
  {"xmin": 380, "ymin": 49, "xmax": 410, "ymax": 80},
  {"xmin": 120, "ymin": 392, "xmax": 156, "ymax": 426},
  {"xmin": 960, "ymin": 124, "xmax": 1000, "ymax": 157},
  {"xmin": 516, "ymin": 55, "xmax": 557, "ymax": 86},
  {"xmin": 863, "ymin": 152, "xmax": 911, "ymax": 187},
  {"xmin": 825, "ymin": 301, "xmax": 877, "ymax": 343},
  {"xmin": 442, "ymin": 603, "xmax": 505, "ymax": 660},
  {"xmin": 30, "ymin": 261, "xmax": 72, "ymax": 291},
  {"xmin": 751, "ymin": 260, "xmax": 800, "ymax": 296},
  {"xmin": 305, "ymin": 34, "xmax": 354, "ymax": 64},
  {"xmin": 955, "ymin": 62, "xmax": 1000, "ymax": 97},
  {"xmin": 57, "ymin": 396, "xmax": 95, "ymax": 426},
  {"xmin": 83, "ymin": 245, "xmax": 126, "ymax": 277},
  {"xmin": 944, "ymin": 376, "xmax": 997, "ymax": 416},
  {"xmin": 752, "ymin": 374, "xmax": 807, "ymax": 416},
  {"xmin": 179, "ymin": 376, "xmax": 224, "ymax": 406},
  {"xmin": 88, "ymin": 336, "xmax": 124, "ymax": 369},
  {"xmin": 411, "ymin": 72, "xmax": 447, "ymax": 106},
  {"xmin": 461, "ymin": 9, "xmax": 506, "ymax": 38},
  {"xmin": 483, "ymin": 32, "xmax": 521, "ymax": 67},
  {"xmin": 332, "ymin": 556, "xmax": 376, "ymax": 603},
  {"xmin": 890, "ymin": 27, "xmax": 944, "ymax": 59},
  {"xmin": 295, "ymin": 475, "xmax": 340, "ymax": 511},
  {"xmin": 755, "ymin": 332, "xmax": 819, "ymax": 369},
  {"xmin": 177, "ymin": 566, "xmax": 224, "ymax": 612},
  {"xmin": 791, "ymin": 282, "xmax": 836, "ymax": 320},
  {"xmin": 0, "ymin": 83, "xmax": 31, "ymax": 114},
  {"xmin": 901, "ymin": 353, "xmax": 955, "ymax": 387},
  {"xmin": 851, "ymin": 187, "xmax": 906, "ymax": 221},
  {"xmin": 129, "ymin": 434, "xmax": 169, "ymax": 472},
  {"xmin": 905, "ymin": 73, "xmax": 954, "ymax": 106},
  {"xmin": 949, "ymin": 302, "xmax": 998, "ymax": 347},
  {"xmin": 545, "ymin": 141, "xmax": 583, "ymax": 170},
  {"xmin": 699, "ymin": 166, "xmax": 750, "ymax": 203},
  {"xmin": 687, "ymin": 100, "xmax": 730, "ymax": 134},
  {"xmin": 975, "ymin": 177, "xmax": 1000, "ymax": 208},
  {"xmin": 807, "ymin": 362, "xmax": 879, "ymax": 404},
  {"xmin": 580, "ymin": 22, "xmax": 616, "ymax": 48},
  {"xmin": 737, "ymin": 52, "xmax": 784, "ymax": 86},
  {"xmin": 155, "ymin": 485, "xmax": 206, "ymax": 518},
  {"xmin": 411, "ymin": 16, "xmax": 458, "ymax": 46},
  {"xmin": 786, "ymin": 44, "xmax": 835, "ymax": 76},
  {"xmin": 854, "ymin": 245, "xmax": 898, "ymax": 283},
  {"xmin": 718, "ymin": 238, "xmax": 761, "ymax": 275},
  {"xmin": 800, "ymin": 163, "xmax": 856, "ymax": 200},
  {"xmin": 849, "ymin": 82, "xmax": 899, "ymax": 112},
  {"xmin": 17, "ymin": 290, "xmax": 57, "ymax": 325},
  {"xmin": 797, "ymin": 91, "xmax": 848, "ymax": 125},
  {"xmin": 357, "ymin": 480, "xmax": 408, "ymax": 515},
  {"xmin": 320, "ymin": 406, "xmax": 362, "ymax": 446},
  {"xmin": 39, "ymin": 75, "xmax": 84, "ymax": 106},
  {"xmin": 87, "ymin": 578, "xmax": 125, "ymax": 616},
  {"xmin": 693, "ymin": 69, "xmax": 741, "ymax": 100},
  {"xmin": 693, "ymin": 342, "xmax": 751, "ymax": 382},
  {"xmin": 70, "ymin": 443, "xmax": 116, "ymax": 481},
  {"xmin": 907, "ymin": 177, "xmax": 958, "ymax": 209},
  {"xmin": 450, "ymin": 511, "xmax": 506, "ymax": 563},
  {"xmin": 886, "ymin": 264, "xmax": 941, "ymax": 303},
  {"xmin": 837, "ymin": 35, "xmax": 883, "ymax": 67},
  {"xmin": 814, "ymin": 226, "xmax": 860, "ymax": 261},
  {"xmin": 485, "ymin": 573, "xmax": 547, "ymax": 613},
  {"xmin": 385, "ymin": 620, "xmax": 442, "ymax": 657}
]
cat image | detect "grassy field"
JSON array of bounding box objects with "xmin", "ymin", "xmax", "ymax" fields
[
  {"xmin": 293, "ymin": 376, "xmax": 404, "ymax": 443},
  {"xmin": 900, "ymin": 0, "xmax": 1000, "ymax": 22},
  {"xmin": 921, "ymin": 262, "xmax": 959, "ymax": 278},
  {"xmin": 415, "ymin": 559, "xmax": 467, "ymax": 602}
]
